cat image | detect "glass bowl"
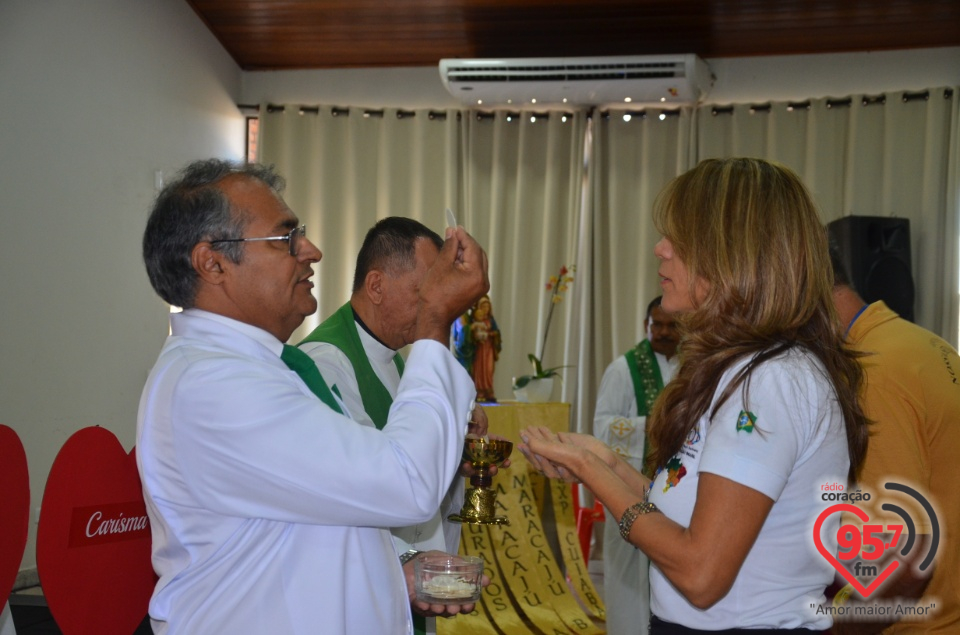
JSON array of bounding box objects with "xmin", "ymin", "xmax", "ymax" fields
[{"xmin": 413, "ymin": 554, "xmax": 483, "ymax": 604}]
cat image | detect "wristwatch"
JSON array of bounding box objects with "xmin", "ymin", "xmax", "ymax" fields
[{"xmin": 399, "ymin": 549, "xmax": 422, "ymax": 566}]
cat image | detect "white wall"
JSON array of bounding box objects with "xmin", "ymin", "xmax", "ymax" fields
[
  {"xmin": 0, "ymin": 0, "xmax": 243, "ymax": 574},
  {"xmin": 241, "ymin": 47, "xmax": 960, "ymax": 109},
  {"xmin": 704, "ymin": 47, "xmax": 960, "ymax": 104}
]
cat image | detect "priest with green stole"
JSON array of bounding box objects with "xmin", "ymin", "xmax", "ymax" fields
[
  {"xmin": 299, "ymin": 217, "xmax": 487, "ymax": 635},
  {"xmin": 592, "ymin": 296, "xmax": 679, "ymax": 635}
]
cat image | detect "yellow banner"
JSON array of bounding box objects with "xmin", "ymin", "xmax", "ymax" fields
[
  {"xmin": 491, "ymin": 468, "xmax": 604, "ymax": 634},
  {"xmin": 441, "ymin": 402, "xmax": 606, "ymax": 634},
  {"xmin": 549, "ymin": 479, "xmax": 605, "ymax": 620}
]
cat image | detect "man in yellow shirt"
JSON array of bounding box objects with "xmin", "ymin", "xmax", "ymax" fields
[{"xmin": 830, "ymin": 245, "xmax": 959, "ymax": 634}]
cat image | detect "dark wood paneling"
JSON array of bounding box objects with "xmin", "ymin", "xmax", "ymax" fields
[{"xmin": 186, "ymin": 0, "xmax": 960, "ymax": 70}]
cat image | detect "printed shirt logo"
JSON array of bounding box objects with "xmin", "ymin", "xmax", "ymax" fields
[
  {"xmin": 662, "ymin": 457, "xmax": 687, "ymax": 493},
  {"xmin": 736, "ymin": 410, "xmax": 757, "ymax": 433}
]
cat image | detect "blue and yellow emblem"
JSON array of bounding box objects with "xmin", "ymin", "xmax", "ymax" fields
[{"xmin": 736, "ymin": 410, "xmax": 756, "ymax": 433}]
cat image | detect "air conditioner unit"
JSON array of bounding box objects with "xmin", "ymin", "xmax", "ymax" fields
[{"xmin": 439, "ymin": 54, "xmax": 713, "ymax": 108}]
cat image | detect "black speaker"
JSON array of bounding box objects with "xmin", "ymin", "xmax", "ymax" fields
[{"xmin": 827, "ymin": 216, "xmax": 915, "ymax": 322}]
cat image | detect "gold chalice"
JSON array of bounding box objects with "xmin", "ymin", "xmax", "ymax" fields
[{"xmin": 448, "ymin": 438, "xmax": 513, "ymax": 525}]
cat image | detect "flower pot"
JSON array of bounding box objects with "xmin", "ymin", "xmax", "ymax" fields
[{"xmin": 513, "ymin": 377, "xmax": 555, "ymax": 403}]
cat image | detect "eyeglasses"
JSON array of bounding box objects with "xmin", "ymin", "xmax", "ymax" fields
[{"xmin": 210, "ymin": 225, "xmax": 306, "ymax": 257}]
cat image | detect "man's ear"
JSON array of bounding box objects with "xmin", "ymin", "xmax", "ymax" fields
[
  {"xmin": 191, "ymin": 242, "xmax": 228, "ymax": 286},
  {"xmin": 364, "ymin": 270, "xmax": 385, "ymax": 305}
]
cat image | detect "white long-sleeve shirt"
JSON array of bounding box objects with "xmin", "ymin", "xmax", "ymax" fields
[
  {"xmin": 300, "ymin": 324, "xmax": 465, "ymax": 558},
  {"xmin": 136, "ymin": 309, "xmax": 475, "ymax": 634}
]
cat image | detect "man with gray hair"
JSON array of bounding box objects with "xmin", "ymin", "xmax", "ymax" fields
[{"xmin": 138, "ymin": 159, "xmax": 489, "ymax": 634}]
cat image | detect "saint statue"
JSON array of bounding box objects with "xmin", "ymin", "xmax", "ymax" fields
[{"xmin": 452, "ymin": 295, "xmax": 501, "ymax": 402}]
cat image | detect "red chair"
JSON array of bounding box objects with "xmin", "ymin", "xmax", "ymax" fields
[
  {"xmin": 571, "ymin": 484, "xmax": 604, "ymax": 563},
  {"xmin": 0, "ymin": 425, "xmax": 30, "ymax": 611}
]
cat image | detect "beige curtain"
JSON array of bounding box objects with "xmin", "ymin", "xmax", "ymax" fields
[
  {"xmin": 948, "ymin": 93, "xmax": 960, "ymax": 343},
  {"xmin": 258, "ymin": 85, "xmax": 959, "ymax": 434},
  {"xmin": 458, "ymin": 110, "xmax": 588, "ymax": 404},
  {"xmin": 259, "ymin": 105, "xmax": 588, "ymax": 404},
  {"xmin": 576, "ymin": 108, "xmax": 696, "ymax": 433},
  {"xmin": 697, "ymin": 88, "xmax": 960, "ymax": 340},
  {"xmin": 258, "ymin": 105, "xmax": 461, "ymax": 342}
]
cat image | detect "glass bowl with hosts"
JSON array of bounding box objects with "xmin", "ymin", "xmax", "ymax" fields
[{"xmin": 414, "ymin": 554, "xmax": 484, "ymax": 604}]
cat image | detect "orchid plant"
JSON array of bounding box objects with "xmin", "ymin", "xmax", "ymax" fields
[{"xmin": 512, "ymin": 264, "xmax": 576, "ymax": 389}]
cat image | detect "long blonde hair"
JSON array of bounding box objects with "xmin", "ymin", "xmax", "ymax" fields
[{"xmin": 648, "ymin": 158, "xmax": 868, "ymax": 482}]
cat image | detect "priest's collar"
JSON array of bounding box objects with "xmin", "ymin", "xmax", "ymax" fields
[{"xmin": 352, "ymin": 306, "xmax": 394, "ymax": 351}]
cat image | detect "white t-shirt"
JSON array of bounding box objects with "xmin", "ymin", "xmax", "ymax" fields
[{"xmin": 648, "ymin": 347, "xmax": 849, "ymax": 631}]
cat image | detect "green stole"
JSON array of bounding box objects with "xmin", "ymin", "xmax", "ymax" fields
[
  {"xmin": 298, "ymin": 302, "xmax": 404, "ymax": 430},
  {"xmin": 299, "ymin": 304, "xmax": 423, "ymax": 633},
  {"xmin": 280, "ymin": 345, "xmax": 343, "ymax": 413},
  {"xmin": 624, "ymin": 339, "xmax": 665, "ymax": 478}
]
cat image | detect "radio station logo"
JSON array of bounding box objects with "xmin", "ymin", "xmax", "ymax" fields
[{"xmin": 813, "ymin": 481, "xmax": 939, "ymax": 599}]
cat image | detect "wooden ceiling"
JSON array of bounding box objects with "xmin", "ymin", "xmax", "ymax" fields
[{"xmin": 186, "ymin": 0, "xmax": 960, "ymax": 71}]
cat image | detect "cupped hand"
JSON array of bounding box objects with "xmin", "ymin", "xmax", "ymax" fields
[
  {"xmin": 517, "ymin": 427, "xmax": 620, "ymax": 483},
  {"xmin": 517, "ymin": 426, "xmax": 584, "ymax": 483}
]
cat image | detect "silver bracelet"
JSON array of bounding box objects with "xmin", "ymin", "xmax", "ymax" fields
[
  {"xmin": 618, "ymin": 501, "xmax": 660, "ymax": 542},
  {"xmin": 399, "ymin": 549, "xmax": 422, "ymax": 566}
]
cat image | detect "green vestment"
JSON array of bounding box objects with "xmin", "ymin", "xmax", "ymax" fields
[
  {"xmin": 298, "ymin": 302, "xmax": 404, "ymax": 429},
  {"xmin": 624, "ymin": 339, "xmax": 665, "ymax": 478}
]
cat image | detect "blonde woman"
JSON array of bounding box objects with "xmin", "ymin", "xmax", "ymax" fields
[{"xmin": 520, "ymin": 158, "xmax": 868, "ymax": 634}]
